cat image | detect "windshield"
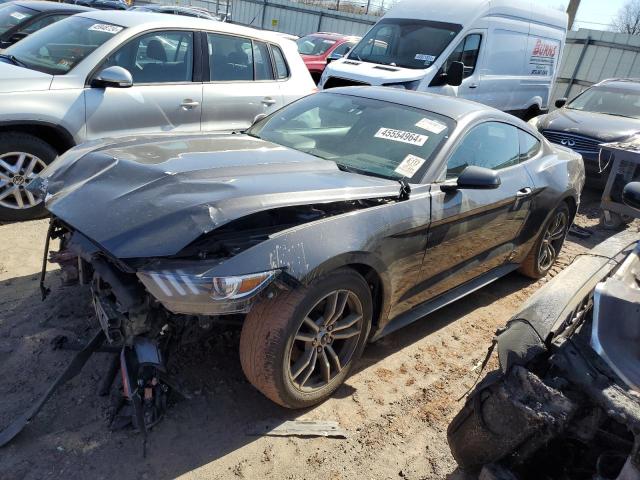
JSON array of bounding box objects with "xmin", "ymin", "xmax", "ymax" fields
[
  {"xmin": 297, "ymin": 35, "xmax": 337, "ymax": 56},
  {"xmin": 567, "ymin": 85, "xmax": 640, "ymax": 119},
  {"xmin": 348, "ymin": 18, "xmax": 462, "ymax": 69},
  {"xmin": 248, "ymin": 93, "xmax": 455, "ymax": 181},
  {"xmin": 4, "ymin": 16, "xmax": 125, "ymax": 75},
  {"xmin": 0, "ymin": 3, "xmax": 36, "ymax": 35}
]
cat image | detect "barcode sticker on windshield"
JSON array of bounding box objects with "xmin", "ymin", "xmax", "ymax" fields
[
  {"xmin": 395, "ymin": 154, "xmax": 426, "ymax": 178},
  {"xmin": 414, "ymin": 54, "xmax": 435, "ymax": 62},
  {"xmin": 88, "ymin": 24, "xmax": 123, "ymax": 34},
  {"xmin": 374, "ymin": 128, "xmax": 428, "ymax": 146},
  {"xmin": 416, "ymin": 118, "xmax": 447, "ymax": 134},
  {"xmin": 10, "ymin": 11, "xmax": 27, "ymax": 20}
]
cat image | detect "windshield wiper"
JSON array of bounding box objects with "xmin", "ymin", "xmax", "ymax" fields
[{"xmin": 0, "ymin": 54, "xmax": 27, "ymax": 68}]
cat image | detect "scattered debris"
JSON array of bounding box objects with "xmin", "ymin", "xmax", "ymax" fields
[{"xmin": 250, "ymin": 420, "xmax": 347, "ymax": 439}]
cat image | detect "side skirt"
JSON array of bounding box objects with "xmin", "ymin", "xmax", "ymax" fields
[{"xmin": 370, "ymin": 264, "xmax": 520, "ymax": 342}]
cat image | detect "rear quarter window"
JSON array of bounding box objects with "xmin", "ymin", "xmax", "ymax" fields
[
  {"xmin": 519, "ymin": 129, "xmax": 541, "ymax": 161},
  {"xmin": 271, "ymin": 45, "xmax": 289, "ymax": 80}
]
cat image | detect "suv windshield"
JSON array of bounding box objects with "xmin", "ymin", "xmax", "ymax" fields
[
  {"xmin": 4, "ymin": 16, "xmax": 125, "ymax": 75},
  {"xmin": 248, "ymin": 93, "xmax": 454, "ymax": 181},
  {"xmin": 567, "ymin": 85, "xmax": 640, "ymax": 119},
  {"xmin": 348, "ymin": 18, "xmax": 462, "ymax": 69},
  {"xmin": 297, "ymin": 35, "xmax": 337, "ymax": 56},
  {"xmin": 0, "ymin": 3, "xmax": 36, "ymax": 35}
]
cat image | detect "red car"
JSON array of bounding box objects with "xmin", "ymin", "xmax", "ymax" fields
[{"xmin": 297, "ymin": 32, "xmax": 360, "ymax": 84}]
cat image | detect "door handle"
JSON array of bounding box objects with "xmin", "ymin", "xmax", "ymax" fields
[
  {"xmin": 468, "ymin": 83, "xmax": 479, "ymax": 89},
  {"xmin": 262, "ymin": 97, "xmax": 277, "ymax": 106},
  {"xmin": 516, "ymin": 187, "xmax": 533, "ymax": 197},
  {"xmin": 180, "ymin": 99, "xmax": 200, "ymax": 109}
]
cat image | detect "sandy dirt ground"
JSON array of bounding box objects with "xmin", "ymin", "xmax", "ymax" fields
[{"xmin": 0, "ymin": 189, "xmax": 637, "ymax": 480}]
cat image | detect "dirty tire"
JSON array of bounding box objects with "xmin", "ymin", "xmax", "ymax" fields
[
  {"xmin": 519, "ymin": 202, "xmax": 571, "ymax": 279},
  {"xmin": 0, "ymin": 133, "xmax": 57, "ymax": 222},
  {"xmin": 239, "ymin": 268, "xmax": 372, "ymax": 409}
]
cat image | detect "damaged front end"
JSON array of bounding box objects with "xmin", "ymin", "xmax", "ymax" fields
[{"xmin": 447, "ymin": 230, "xmax": 640, "ymax": 480}]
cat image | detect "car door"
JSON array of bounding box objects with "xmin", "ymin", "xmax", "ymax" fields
[
  {"xmin": 201, "ymin": 32, "xmax": 284, "ymax": 132},
  {"xmin": 84, "ymin": 30, "xmax": 202, "ymax": 140},
  {"xmin": 429, "ymin": 31, "xmax": 485, "ymax": 101},
  {"xmin": 411, "ymin": 121, "xmax": 535, "ymax": 306}
]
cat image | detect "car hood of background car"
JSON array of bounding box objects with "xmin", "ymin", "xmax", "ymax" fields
[
  {"xmin": 43, "ymin": 134, "xmax": 401, "ymax": 259},
  {"xmin": 537, "ymin": 108, "xmax": 640, "ymax": 142},
  {"xmin": 0, "ymin": 61, "xmax": 52, "ymax": 93}
]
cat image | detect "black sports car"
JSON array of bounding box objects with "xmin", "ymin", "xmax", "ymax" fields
[
  {"xmin": 32, "ymin": 87, "xmax": 584, "ymax": 420},
  {"xmin": 531, "ymin": 78, "xmax": 640, "ymax": 187}
]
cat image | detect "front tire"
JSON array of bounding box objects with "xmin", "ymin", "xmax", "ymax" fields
[
  {"xmin": 239, "ymin": 268, "xmax": 372, "ymax": 409},
  {"xmin": 0, "ymin": 133, "xmax": 57, "ymax": 222},
  {"xmin": 519, "ymin": 202, "xmax": 571, "ymax": 279}
]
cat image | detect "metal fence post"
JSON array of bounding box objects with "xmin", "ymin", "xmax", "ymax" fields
[
  {"xmin": 564, "ymin": 36, "xmax": 591, "ymax": 98},
  {"xmin": 317, "ymin": 11, "xmax": 323, "ymax": 31},
  {"xmin": 260, "ymin": 0, "xmax": 267, "ymax": 28}
]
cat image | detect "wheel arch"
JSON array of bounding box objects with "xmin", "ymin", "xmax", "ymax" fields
[
  {"xmin": 301, "ymin": 252, "xmax": 393, "ymax": 336},
  {"xmin": 0, "ymin": 121, "xmax": 76, "ymax": 155}
]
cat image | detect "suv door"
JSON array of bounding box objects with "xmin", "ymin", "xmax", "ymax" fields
[
  {"xmin": 84, "ymin": 30, "xmax": 202, "ymax": 139},
  {"xmin": 201, "ymin": 33, "xmax": 284, "ymax": 131},
  {"xmin": 410, "ymin": 122, "xmax": 535, "ymax": 307}
]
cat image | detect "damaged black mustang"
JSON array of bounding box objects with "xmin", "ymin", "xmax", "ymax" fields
[{"xmin": 3, "ymin": 87, "xmax": 585, "ymax": 443}]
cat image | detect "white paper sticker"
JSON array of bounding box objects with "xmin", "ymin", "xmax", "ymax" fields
[
  {"xmin": 10, "ymin": 11, "xmax": 27, "ymax": 20},
  {"xmin": 415, "ymin": 117, "xmax": 447, "ymax": 134},
  {"xmin": 414, "ymin": 53, "xmax": 435, "ymax": 62},
  {"xmin": 395, "ymin": 154, "xmax": 426, "ymax": 177},
  {"xmin": 88, "ymin": 24, "xmax": 123, "ymax": 34},
  {"xmin": 374, "ymin": 128, "xmax": 428, "ymax": 146}
]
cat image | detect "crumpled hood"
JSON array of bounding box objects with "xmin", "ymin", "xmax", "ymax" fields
[
  {"xmin": 42, "ymin": 134, "xmax": 400, "ymax": 259},
  {"xmin": 538, "ymin": 108, "xmax": 640, "ymax": 142},
  {"xmin": 0, "ymin": 61, "xmax": 52, "ymax": 93}
]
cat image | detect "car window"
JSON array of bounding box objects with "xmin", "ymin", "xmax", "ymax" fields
[
  {"xmin": 519, "ymin": 129, "xmax": 541, "ymax": 161},
  {"xmin": 19, "ymin": 14, "xmax": 69, "ymax": 35},
  {"xmin": 296, "ymin": 35, "xmax": 336, "ymax": 55},
  {"xmin": 5, "ymin": 16, "xmax": 126, "ymax": 75},
  {"xmin": 447, "ymin": 122, "xmax": 519, "ymax": 178},
  {"xmin": 271, "ymin": 45, "xmax": 289, "ymax": 79},
  {"xmin": 249, "ymin": 92, "xmax": 455, "ymax": 181},
  {"xmin": 0, "ymin": 4, "xmax": 36, "ymax": 35},
  {"xmin": 207, "ymin": 33, "xmax": 255, "ymax": 81},
  {"xmin": 332, "ymin": 42, "xmax": 354, "ymax": 58},
  {"xmin": 443, "ymin": 33, "xmax": 482, "ymax": 78},
  {"xmin": 253, "ymin": 41, "xmax": 274, "ymax": 81},
  {"xmin": 102, "ymin": 31, "xmax": 194, "ymax": 84}
]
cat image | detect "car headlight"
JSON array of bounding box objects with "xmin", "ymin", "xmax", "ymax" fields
[
  {"xmin": 137, "ymin": 269, "xmax": 279, "ymax": 315},
  {"xmin": 211, "ymin": 271, "xmax": 277, "ymax": 300}
]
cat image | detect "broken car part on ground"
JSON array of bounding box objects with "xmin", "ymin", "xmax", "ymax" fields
[
  {"xmin": 447, "ymin": 183, "xmax": 640, "ymax": 480},
  {"xmin": 0, "ymin": 87, "xmax": 584, "ymax": 446}
]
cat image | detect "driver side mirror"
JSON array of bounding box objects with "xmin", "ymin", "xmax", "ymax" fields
[
  {"xmin": 441, "ymin": 166, "xmax": 501, "ymax": 193},
  {"xmin": 91, "ymin": 66, "xmax": 133, "ymax": 88},
  {"xmin": 622, "ymin": 182, "xmax": 640, "ymax": 211},
  {"xmin": 446, "ymin": 61, "xmax": 464, "ymax": 87},
  {"xmin": 555, "ymin": 98, "xmax": 567, "ymax": 108}
]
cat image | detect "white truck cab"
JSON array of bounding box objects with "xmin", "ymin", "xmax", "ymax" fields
[{"xmin": 320, "ymin": 0, "xmax": 568, "ymax": 119}]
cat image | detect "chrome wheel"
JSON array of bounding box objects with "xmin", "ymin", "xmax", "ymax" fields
[
  {"xmin": 538, "ymin": 209, "xmax": 568, "ymax": 272},
  {"xmin": 0, "ymin": 152, "xmax": 47, "ymax": 210},
  {"xmin": 288, "ymin": 290, "xmax": 364, "ymax": 392}
]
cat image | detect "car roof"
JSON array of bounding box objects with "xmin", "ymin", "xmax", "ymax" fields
[
  {"xmin": 324, "ymin": 86, "xmax": 498, "ymax": 121},
  {"xmin": 597, "ymin": 78, "xmax": 640, "ymax": 91},
  {"xmin": 76, "ymin": 9, "xmax": 284, "ymax": 41},
  {"xmin": 305, "ymin": 32, "xmax": 359, "ymax": 41},
  {"xmin": 13, "ymin": 0, "xmax": 93, "ymax": 12}
]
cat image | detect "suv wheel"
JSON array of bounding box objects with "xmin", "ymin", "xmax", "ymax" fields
[
  {"xmin": 239, "ymin": 268, "xmax": 372, "ymax": 409},
  {"xmin": 0, "ymin": 133, "xmax": 57, "ymax": 222}
]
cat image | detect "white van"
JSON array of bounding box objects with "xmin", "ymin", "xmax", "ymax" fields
[{"xmin": 319, "ymin": 0, "xmax": 567, "ymax": 118}]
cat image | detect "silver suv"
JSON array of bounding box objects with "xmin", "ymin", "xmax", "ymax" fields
[{"xmin": 0, "ymin": 10, "xmax": 315, "ymax": 221}]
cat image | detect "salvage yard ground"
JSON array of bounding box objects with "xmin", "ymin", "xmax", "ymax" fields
[{"xmin": 0, "ymin": 189, "xmax": 636, "ymax": 480}]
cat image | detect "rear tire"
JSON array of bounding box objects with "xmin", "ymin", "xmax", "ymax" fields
[
  {"xmin": 0, "ymin": 133, "xmax": 57, "ymax": 222},
  {"xmin": 519, "ymin": 202, "xmax": 571, "ymax": 279},
  {"xmin": 239, "ymin": 268, "xmax": 372, "ymax": 409}
]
